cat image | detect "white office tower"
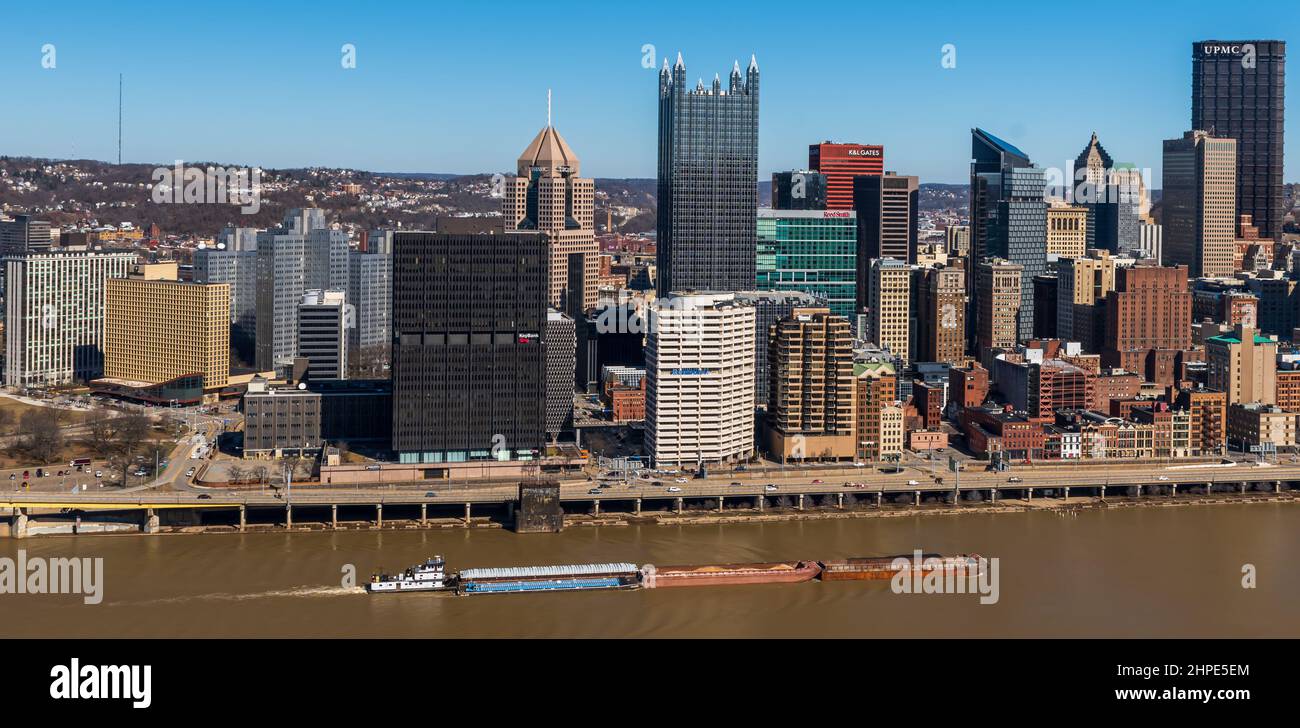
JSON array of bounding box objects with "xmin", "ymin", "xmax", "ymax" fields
[{"xmin": 646, "ymin": 292, "xmax": 756, "ymax": 468}]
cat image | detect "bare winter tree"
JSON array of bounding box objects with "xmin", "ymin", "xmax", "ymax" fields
[{"xmin": 20, "ymin": 409, "xmax": 64, "ymax": 464}]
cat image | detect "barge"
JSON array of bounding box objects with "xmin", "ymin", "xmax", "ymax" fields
[
  {"xmin": 640, "ymin": 560, "xmax": 822, "ymax": 588},
  {"xmin": 820, "ymin": 554, "xmax": 984, "ymax": 581},
  {"xmin": 457, "ymin": 562, "xmax": 640, "ymax": 595}
]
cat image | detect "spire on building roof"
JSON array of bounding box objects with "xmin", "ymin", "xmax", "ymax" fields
[
  {"xmin": 748, "ymin": 53, "xmax": 758, "ymax": 71},
  {"xmin": 675, "ymin": 51, "xmax": 684, "ymax": 69}
]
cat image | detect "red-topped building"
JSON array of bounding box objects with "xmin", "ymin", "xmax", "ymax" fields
[{"xmin": 809, "ymin": 142, "xmax": 884, "ymax": 210}]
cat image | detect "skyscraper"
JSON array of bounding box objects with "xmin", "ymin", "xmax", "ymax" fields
[
  {"xmin": 853, "ymin": 171, "xmax": 919, "ymax": 268},
  {"xmin": 809, "ymin": 142, "xmax": 884, "ymax": 211},
  {"xmin": 254, "ymin": 209, "xmax": 348, "ymax": 371},
  {"xmin": 771, "ymin": 170, "xmax": 827, "ymax": 210},
  {"xmin": 975, "ymin": 258, "xmax": 1023, "ymax": 364},
  {"xmin": 646, "ymin": 292, "xmax": 756, "ymax": 467},
  {"xmin": 1162, "ymin": 130, "xmax": 1237, "ymax": 278},
  {"xmin": 390, "ymin": 231, "xmax": 547, "ymax": 463},
  {"xmin": 765, "ymin": 308, "xmax": 855, "ymax": 462},
  {"xmin": 914, "ymin": 265, "xmax": 966, "ymax": 364},
  {"xmin": 503, "ymin": 121, "xmax": 598, "ymax": 311},
  {"xmin": 866, "ymin": 257, "xmax": 910, "ymax": 364},
  {"xmin": 346, "ymin": 250, "xmax": 392, "ymax": 375},
  {"xmin": 657, "ymin": 53, "xmax": 759, "ymax": 294},
  {"xmin": 970, "ymin": 129, "xmax": 1047, "ymax": 342},
  {"xmin": 194, "ymin": 247, "xmax": 258, "ymax": 365},
  {"xmin": 1192, "ymin": 41, "xmax": 1286, "ymax": 241},
  {"xmin": 755, "ymin": 209, "xmax": 856, "ymax": 320}
]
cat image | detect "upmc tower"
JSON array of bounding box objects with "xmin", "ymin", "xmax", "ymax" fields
[
  {"xmin": 809, "ymin": 142, "xmax": 884, "ymax": 210},
  {"xmin": 1191, "ymin": 40, "xmax": 1286, "ymax": 241}
]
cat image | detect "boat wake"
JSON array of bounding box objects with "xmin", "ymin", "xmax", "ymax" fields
[{"xmin": 108, "ymin": 586, "xmax": 366, "ymax": 606}]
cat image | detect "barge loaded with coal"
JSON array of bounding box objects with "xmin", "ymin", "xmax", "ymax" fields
[{"xmin": 367, "ymin": 553, "xmax": 981, "ymax": 595}]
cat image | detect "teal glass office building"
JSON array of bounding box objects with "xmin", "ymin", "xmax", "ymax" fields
[{"xmin": 756, "ymin": 209, "xmax": 857, "ymax": 321}]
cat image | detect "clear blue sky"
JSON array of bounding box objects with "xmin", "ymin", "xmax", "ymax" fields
[{"xmin": 0, "ymin": 0, "xmax": 1295, "ymax": 185}]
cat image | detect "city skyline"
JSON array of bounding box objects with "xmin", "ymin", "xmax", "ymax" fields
[{"xmin": 0, "ymin": 2, "xmax": 1295, "ymax": 186}]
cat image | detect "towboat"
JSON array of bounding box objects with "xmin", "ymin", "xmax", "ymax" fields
[{"xmin": 366, "ymin": 556, "xmax": 455, "ymax": 593}]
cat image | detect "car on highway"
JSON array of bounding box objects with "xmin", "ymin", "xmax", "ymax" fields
[
  {"xmin": 906, "ymin": 480, "xmax": 920, "ymax": 486},
  {"xmin": 424, "ymin": 492, "xmax": 436, "ymax": 498},
  {"xmin": 652, "ymin": 481, "xmax": 664, "ymax": 487},
  {"xmin": 667, "ymin": 486, "xmax": 682, "ymax": 493},
  {"xmin": 729, "ymin": 481, "xmax": 743, "ymax": 486},
  {"xmin": 811, "ymin": 479, "xmax": 823, "ymax": 484},
  {"xmin": 764, "ymin": 484, "xmax": 778, "ymax": 492},
  {"xmin": 675, "ymin": 478, "xmax": 687, "ymax": 483},
  {"xmin": 185, "ymin": 468, "xmax": 196, "ymax": 478},
  {"xmin": 853, "ymin": 462, "xmax": 866, "ymax": 468},
  {"xmin": 1156, "ymin": 476, "xmax": 1170, "ymax": 481},
  {"xmin": 196, "ymin": 494, "xmax": 212, "ymax": 500},
  {"xmin": 1007, "ymin": 476, "xmax": 1023, "ymax": 483},
  {"xmin": 587, "ymin": 488, "xmax": 602, "ymax": 495}
]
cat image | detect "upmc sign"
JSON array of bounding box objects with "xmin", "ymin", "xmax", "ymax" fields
[{"xmin": 1200, "ymin": 44, "xmax": 1246, "ymax": 56}]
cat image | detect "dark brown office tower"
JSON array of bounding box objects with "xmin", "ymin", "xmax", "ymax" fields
[
  {"xmin": 1191, "ymin": 41, "xmax": 1286, "ymax": 240},
  {"xmin": 853, "ymin": 172, "xmax": 919, "ymax": 264},
  {"xmin": 1102, "ymin": 265, "xmax": 1192, "ymax": 387},
  {"xmin": 390, "ymin": 231, "xmax": 548, "ymax": 462},
  {"xmin": 914, "ymin": 266, "xmax": 966, "ymax": 364}
]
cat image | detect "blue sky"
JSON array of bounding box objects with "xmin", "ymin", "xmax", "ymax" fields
[{"xmin": 0, "ymin": 0, "xmax": 1295, "ymax": 185}]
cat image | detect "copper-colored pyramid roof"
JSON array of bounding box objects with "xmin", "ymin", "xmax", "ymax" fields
[{"xmin": 517, "ymin": 125, "xmax": 580, "ymax": 175}]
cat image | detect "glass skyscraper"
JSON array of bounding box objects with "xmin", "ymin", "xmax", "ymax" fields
[
  {"xmin": 970, "ymin": 129, "xmax": 1047, "ymax": 343},
  {"xmin": 756, "ymin": 210, "xmax": 857, "ymax": 321},
  {"xmin": 657, "ymin": 53, "xmax": 759, "ymax": 294}
]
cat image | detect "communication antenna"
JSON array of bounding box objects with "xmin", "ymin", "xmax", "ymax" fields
[
  {"xmin": 117, "ymin": 73, "xmax": 123, "ymax": 164},
  {"xmin": 547, "ymin": 88, "xmax": 552, "ymax": 128}
]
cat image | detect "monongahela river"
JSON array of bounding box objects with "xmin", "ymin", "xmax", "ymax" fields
[{"xmin": 2, "ymin": 503, "xmax": 1296, "ymax": 637}]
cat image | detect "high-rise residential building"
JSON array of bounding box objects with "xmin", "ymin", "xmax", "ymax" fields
[
  {"xmin": 913, "ymin": 265, "xmax": 966, "ymax": 364},
  {"xmin": 1162, "ymin": 130, "xmax": 1237, "ymax": 278},
  {"xmin": 103, "ymin": 265, "xmax": 230, "ymax": 395},
  {"xmin": 970, "ymin": 129, "xmax": 1048, "ymax": 341},
  {"xmin": 646, "ymin": 292, "xmax": 756, "ymax": 467},
  {"xmin": 853, "ymin": 171, "xmax": 918, "ymax": 267},
  {"xmin": 866, "ymin": 257, "xmax": 910, "ymax": 364},
  {"xmin": 254, "ymin": 209, "xmax": 347, "ymax": 371},
  {"xmin": 544, "ymin": 310, "xmax": 576, "ymax": 438},
  {"xmin": 193, "ymin": 247, "xmax": 258, "ymax": 365},
  {"xmin": 0, "ymin": 214, "xmax": 53, "ymax": 256},
  {"xmin": 771, "ymin": 170, "xmax": 827, "ymax": 210},
  {"xmin": 1046, "ymin": 202, "xmax": 1088, "ymax": 259},
  {"xmin": 390, "ymin": 231, "xmax": 547, "ymax": 463},
  {"xmin": 756, "ymin": 209, "xmax": 856, "ymax": 320},
  {"xmin": 1102, "ymin": 264, "xmax": 1192, "ymax": 386},
  {"xmin": 503, "ymin": 122, "xmax": 598, "ymax": 311},
  {"xmin": 976, "ymin": 259, "xmax": 1023, "ymax": 364},
  {"xmin": 1056, "ymin": 250, "xmax": 1118, "ymax": 353},
  {"xmin": 733, "ymin": 290, "xmax": 822, "ymax": 411},
  {"xmin": 297, "ymin": 290, "xmax": 348, "ymax": 382},
  {"xmin": 346, "ymin": 250, "xmax": 392, "ymax": 372},
  {"xmin": 1192, "ymin": 40, "xmax": 1286, "ymax": 241},
  {"xmin": 809, "ymin": 142, "xmax": 884, "ymax": 211},
  {"xmin": 656, "ymin": 54, "xmax": 759, "ymax": 294},
  {"xmin": 765, "ymin": 307, "xmax": 855, "ymax": 462},
  {"xmin": 3, "ymin": 250, "xmax": 136, "ymax": 388},
  {"xmin": 1206, "ymin": 324, "xmax": 1278, "ymax": 406}
]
